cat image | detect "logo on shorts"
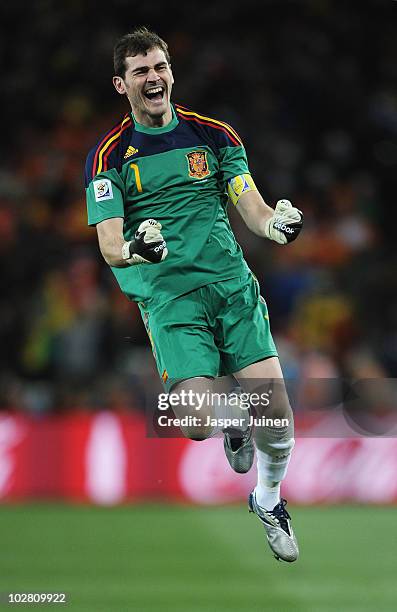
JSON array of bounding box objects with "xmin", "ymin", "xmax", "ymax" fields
[
  {"xmin": 93, "ymin": 179, "xmax": 113, "ymax": 201},
  {"xmin": 162, "ymin": 369, "xmax": 168, "ymax": 383},
  {"xmin": 186, "ymin": 151, "xmax": 210, "ymax": 179},
  {"xmin": 143, "ymin": 312, "xmax": 157, "ymax": 360}
]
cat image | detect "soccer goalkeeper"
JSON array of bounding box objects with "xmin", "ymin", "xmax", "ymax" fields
[{"xmin": 85, "ymin": 27, "xmax": 303, "ymax": 563}]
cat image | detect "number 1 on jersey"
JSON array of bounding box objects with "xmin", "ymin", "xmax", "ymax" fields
[{"xmin": 130, "ymin": 163, "xmax": 142, "ymax": 192}]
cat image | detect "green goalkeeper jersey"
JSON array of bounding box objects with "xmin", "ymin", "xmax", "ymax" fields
[{"xmin": 85, "ymin": 103, "xmax": 251, "ymax": 306}]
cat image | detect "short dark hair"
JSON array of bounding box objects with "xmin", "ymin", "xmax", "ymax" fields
[{"xmin": 113, "ymin": 26, "xmax": 171, "ymax": 78}]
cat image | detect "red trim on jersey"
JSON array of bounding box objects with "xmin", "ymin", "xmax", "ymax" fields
[
  {"xmin": 176, "ymin": 110, "xmax": 241, "ymax": 146},
  {"xmin": 101, "ymin": 120, "xmax": 132, "ymax": 172},
  {"xmin": 92, "ymin": 115, "xmax": 132, "ymax": 178}
]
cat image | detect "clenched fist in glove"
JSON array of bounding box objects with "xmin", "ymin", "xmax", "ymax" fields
[
  {"xmin": 264, "ymin": 199, "xmax": 303, "ymax": 245},
  {"xmin": 122, "ymin": 219, "xmax": 168, "ymax": 265}
]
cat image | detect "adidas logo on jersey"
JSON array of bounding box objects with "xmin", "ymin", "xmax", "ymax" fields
[{"xmin": 124, "ymin": 146, "xmax": 139, "ymax": 159}]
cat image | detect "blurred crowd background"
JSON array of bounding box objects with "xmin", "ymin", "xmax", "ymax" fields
[{"xmin": 1, "ymin": 0, "xmax": 396, "ymax": 415}]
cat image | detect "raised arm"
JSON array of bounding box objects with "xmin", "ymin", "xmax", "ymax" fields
[
  {"xmin": 96, "ymin": 217, "xmax": 168, "ymax": 267},
  {"xmin": 233, "ymin": 189, "xmax": 274, "ymax": 237},
  {"xmin": 96, "ymin": 217, "xmax": 126, "ymax": 267},
  {"xmin": 227, "ymin": 174, "xmax": 303, "ymax": 245}
]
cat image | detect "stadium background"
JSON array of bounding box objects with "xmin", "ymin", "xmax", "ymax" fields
[{"xmin": 1, "ymin": 1, "xmax": 397, "ymax": 610}]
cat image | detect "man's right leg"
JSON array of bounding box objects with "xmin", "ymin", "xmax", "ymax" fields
[
  {"xmin": 170, "ymin": 376, "xmax": 218, "ymax": 441},
  {"xmin": 139, "ymin": 292, "xmax": 253, "ymax": 464},
  {"xmin": 170, "ymin": 376, "xmax": 252, "ymax": 459}
]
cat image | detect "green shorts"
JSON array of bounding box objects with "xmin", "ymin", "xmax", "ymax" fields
[{"xmin": 138, "ymin": 272, "xmax": 278, "ymax": 391}]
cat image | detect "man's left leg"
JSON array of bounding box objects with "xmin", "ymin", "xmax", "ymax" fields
[{"xmin": 234, "ymin": 357, "xmax": 299, "ymax": 563}]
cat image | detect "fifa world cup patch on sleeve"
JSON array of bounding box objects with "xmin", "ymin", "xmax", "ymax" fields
[
  {"xmin": 227, "ymin": 174, "xmax": 257, "ymax": 205},
  {"xmin": 93, "ymin": 179, "xmax": 113, "ymax": 202}
]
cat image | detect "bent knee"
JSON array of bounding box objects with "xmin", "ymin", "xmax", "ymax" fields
[{"xmin": 180, "ymin": 425, "xmax": 213, "ymax": 441}]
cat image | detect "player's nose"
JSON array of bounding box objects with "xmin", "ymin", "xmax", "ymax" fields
[{"xmin": 146, "ymin": 68, "xmax": 161, "ymax": 81}]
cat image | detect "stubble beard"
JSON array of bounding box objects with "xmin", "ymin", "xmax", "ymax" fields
[{"xmin": 130, "ymin": 91, "xmax": 170, "ymax": 126}]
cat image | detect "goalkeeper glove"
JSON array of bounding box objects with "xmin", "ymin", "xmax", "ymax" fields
[
  {"xmin": 121, "ymin": 219, "xmax": 168, "ymax": 265},
  {"xmin": 264, "ymin": 199, "xmax": 303, "ymax": 245}
]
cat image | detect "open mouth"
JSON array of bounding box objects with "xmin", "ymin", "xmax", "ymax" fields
[{"xmin": 144, "ymin": 86, "xmax": 165, "ymax": 103}]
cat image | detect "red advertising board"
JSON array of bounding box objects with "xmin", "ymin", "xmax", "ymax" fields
[{"xmin": 0, "ymin": 411, "xmax": 396, "ymax": 504}]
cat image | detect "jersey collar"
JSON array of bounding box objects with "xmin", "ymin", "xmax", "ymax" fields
[{"xmin": 132, "ymin": 104, "xmax": 179, "ymax": 134}]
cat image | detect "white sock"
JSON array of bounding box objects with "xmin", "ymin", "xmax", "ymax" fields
[
  {"xmin": 255, "ymin": 481, "xmax": 281, "ymax": 511},
  {"xmin": 254, "ymin": 444, "xmax": 293, "ymax": 510}
]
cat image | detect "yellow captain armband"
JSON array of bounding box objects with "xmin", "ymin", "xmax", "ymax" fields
[{"xmin": 227, "ymin": 174, "xmax": 257, "ymax": 206}]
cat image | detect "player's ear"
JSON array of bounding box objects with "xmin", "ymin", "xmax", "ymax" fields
[{"xmin": 113, "ymin": 76, "xmax": 126, "ymax": 95}]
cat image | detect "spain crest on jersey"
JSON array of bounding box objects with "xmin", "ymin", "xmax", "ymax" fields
[{"xmin": 186, "ymin": 150, "xmax": 210, "ymax": 179}]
